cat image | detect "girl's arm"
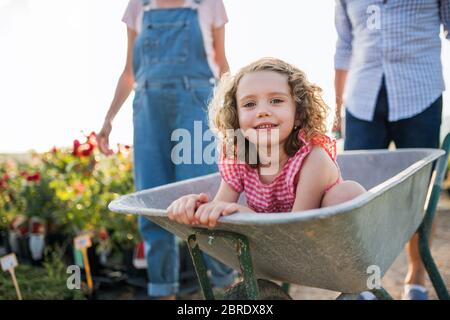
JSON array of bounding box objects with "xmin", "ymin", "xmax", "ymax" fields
[
  {"xmin": 213, "ymin": 179, "xmax": 240, "ymax": 203},
  {"xmin": 98, "ymin": 27, "xmax": 136, "ymax": 155},
  {"xmin": 291, "ymin": 147, "xmax": 340, "ymax": 212},
  {"xmin": 194, "ymin": 180, "xmax": 254, "ymax": 227}
]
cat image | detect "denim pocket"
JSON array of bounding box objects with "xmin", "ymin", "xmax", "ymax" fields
[
  {"xmin": 190, "ymin": 86, "xmax": 213, "ymax": 111},
  {"xmin": 144, "ymin": 21, "xmax": 189, "ymax": 64},
  {"xmin": 132, "ymin": 89, "xmax": 145, "ymax": 116}
]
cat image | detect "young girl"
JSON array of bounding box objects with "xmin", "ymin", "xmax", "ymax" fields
[{"xmin": 167, "ymin": 58, "xmax": 366, "ymax": 227}]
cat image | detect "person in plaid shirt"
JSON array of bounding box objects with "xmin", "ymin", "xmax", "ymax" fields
[{"xmin": 168, "ymin": 58, "xmax": 365, "ymax": 227}]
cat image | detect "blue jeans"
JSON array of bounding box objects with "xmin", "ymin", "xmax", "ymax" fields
[
  {"xmin": 132, "ymin": 2, "xmax": 235, "ymax": 298},
  {"xmin": 139, "ymin": 216, "xmax": 236, "ymax": 297},
  {"xmin": 134, "ymin": 79, "xmax": 235, "ymax": 297},
  {"xmin": 345, "ymin": 79, "xmax": 442, "ymax": 150}
]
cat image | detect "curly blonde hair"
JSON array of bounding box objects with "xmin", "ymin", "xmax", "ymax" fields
[{"xmin": 208, "ymin": 57, "xmax": 329, "ymax": 168}]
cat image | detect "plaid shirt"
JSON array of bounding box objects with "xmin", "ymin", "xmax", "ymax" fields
[{"xmin": 335, "ymin": 0, "xmax": 450, "ymax": 121}]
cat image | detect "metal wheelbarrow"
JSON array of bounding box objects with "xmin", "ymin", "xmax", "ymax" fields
[{"xmin": 109, "ymin": 134, "xmax": 450, "ymax": 300}]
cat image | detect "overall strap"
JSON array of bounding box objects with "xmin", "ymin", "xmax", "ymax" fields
[
  {"xmin": 187, "ymin": 0, "xmax": 204, "ymax": 10},
  {"xmin": 140, "ymin": 0, "xmax": 152, "ymax": 11},
  {"xmin": 141, "ymin": 0, "xmax": 202, "ymax": 10}
]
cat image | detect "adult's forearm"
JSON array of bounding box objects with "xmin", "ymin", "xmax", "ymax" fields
[
  {"xmin": 335, "ymin": 69, "xmax": 348, "ymax": 112},
  {"xmin": 335, "ymin": 69, "xmax": 348, "ymax": 104},
  {"xmin": 213, "ymin": 47, "xmax": 229, "ymax": 78},
  {"xmin": 218, "ymin": 60, "xmax": 230, "ymax": 78},
  {"xmin": 212, "ymin": 26, "xmax": 229, "ymax": 78},
  {"xmin": 104, "ymin": 72, "xmax": 135, "ymax": 124}
]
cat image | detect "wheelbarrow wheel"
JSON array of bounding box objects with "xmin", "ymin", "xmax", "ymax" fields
[{"xmin": 223, "ymin": 279, "xmax": 292, "ymax": 300}]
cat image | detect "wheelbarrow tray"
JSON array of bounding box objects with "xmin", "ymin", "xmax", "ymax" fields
[{"xmin": 109, "ymin": 148, "xmax": 444, "ymax": 293}]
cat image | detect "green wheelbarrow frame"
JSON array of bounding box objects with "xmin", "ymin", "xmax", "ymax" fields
[
  {"xmin": 416, "ymin": 133, "xmax": 450, "ymax": 300},
  {"xmin": 109, "ymin": 134, "xmax": 450, "ymax": 300}
]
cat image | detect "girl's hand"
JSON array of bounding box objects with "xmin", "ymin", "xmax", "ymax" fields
[
  {"xmin": 194, "ymin": 201, "xmax": 245, "ymax": 228},
  {"xmin": 167, "ymin": 193, "xmax": 209, "ymax": 225}
]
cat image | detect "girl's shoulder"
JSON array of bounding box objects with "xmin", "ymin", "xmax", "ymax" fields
[
  {"xmin": 287, "ymin": 131, "xmax": 337, "ymax": 194},
  {"xmin": 296, "ymin": 130, "xmax": 337, "ymax": 162},
  {"xmin": 287, "ymin": 131, "xmax": 338, "ymax": 185}
]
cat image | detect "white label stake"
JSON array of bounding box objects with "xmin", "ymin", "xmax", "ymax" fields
[
  {"xmin": 74, "ymin": 235, "xmax": 94, "ymax": 291},
  {"xmin": 1, "ymin": 253, "xmax": 23, "ymax": 300}
]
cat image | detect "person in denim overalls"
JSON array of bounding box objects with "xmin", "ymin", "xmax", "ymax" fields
[{"xmin": 98, "ymin": 0, "xmax": 235, "ymax": 298}]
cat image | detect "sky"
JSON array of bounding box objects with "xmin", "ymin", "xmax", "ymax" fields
[{"xmin": 0, "ymin": 0, "xmax": 449, "ymax": 153}]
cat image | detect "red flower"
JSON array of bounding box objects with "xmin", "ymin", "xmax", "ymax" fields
[
  {"xmin": 0, "ymin": 174, "xmax": 8, "ymax": 188},
  {"xmin": 26, "ymin": 172, "xmax": 41, "ymax": 182},
  {"xmin": 98, "ymin": 229, "xmax": 109, "ymax": 241},
  {"xmin": 72, "ymin": 134, "xmax": 96, "ymax": 157},
  {"xmin": 80, "ymin": 143, "xmax": 94, "ymax": 157},
  {"xmin": 10, "ymin": 215, "xmax": 28, "ymax": 235},
  {"xmin": 72, "ymin": 139, "xmax": 81, "ymax": 156},
  {"xmin": 87, "ymin": 131, "xmax": 98, "ymax": 148},
  {"xmin": 18, "ymin": 225, "xmax": 29, "ymax": 235},
  {"xmin": 31, "ymin": 222, "xmax": 45, "ymax": 234},
  {"xmin": 73, "ymin": 181, "xmax": 85, "ymax": 194}
]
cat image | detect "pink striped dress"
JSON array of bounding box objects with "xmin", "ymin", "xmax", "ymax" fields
[{"xmin": 218, "ymin": 131, "xmax": 343, "ymax": 213}]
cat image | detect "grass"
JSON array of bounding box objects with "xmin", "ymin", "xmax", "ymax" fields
[{"xmin": 0, "ymin": 249, "xmax": 86, "ymax": 300}]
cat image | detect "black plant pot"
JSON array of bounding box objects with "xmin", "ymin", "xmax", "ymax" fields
[
  {"xmin": 0, "ymin": 230, "xmax": 8, "ymax": 256},
  {"xmin": 122, "ymin": 246, "xmax": 148, "ymax": 288},
  {"xmin": 120, "ymin": 242, "xmax": 200, "ymax": 294},
  {"xmin": 7, "ymin": 231, "xmax": 32, "ymax": 263},
  {"xmin": 45, "ymin": 231, "xmax": 67, "ymax": 249}
]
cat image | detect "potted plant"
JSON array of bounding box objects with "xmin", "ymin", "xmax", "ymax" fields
[{"xmin": 29, "ymin": 217, "xmax": 46, "ymax": 262}]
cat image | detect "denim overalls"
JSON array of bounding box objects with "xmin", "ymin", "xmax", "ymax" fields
[{"xmin": 132, "ymin": 0, "xmax": 234, "ymax": 297}]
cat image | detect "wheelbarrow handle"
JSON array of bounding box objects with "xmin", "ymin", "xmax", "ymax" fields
[
  {"xmin": 435, "ymin": 133, "xmax": 450, "ymax": 187},
  {"xmin": 417, "ymin": 132, "xmax": 450, "ymax": 300}
]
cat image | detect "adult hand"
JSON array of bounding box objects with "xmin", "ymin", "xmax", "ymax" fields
[
  {"xmin": 332, "ymin": 103, "xmax": 343, "ymax": 139},
  {"xmin": 98, "ymin": 122, "xmax": 114, "ymax": 156},
  {"xmin": 167, "ymin": 193, "xmax": 210, "ymax": 225}
]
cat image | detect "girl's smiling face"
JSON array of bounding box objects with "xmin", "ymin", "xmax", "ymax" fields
[{"xmin": 236, "ymin": 71, "xmax": 297, "ymax": 150}]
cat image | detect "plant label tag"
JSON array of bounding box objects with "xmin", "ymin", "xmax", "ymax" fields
[
  {"xmin": 1, "ymin": 253, "xmax": 18, "ymax": 272},
  {"xmin": 74, "ymin": 235, "xmax": 92, "ymax": 250},
  {"xmin": 74, "ymin": 249, "xmax": 84, "ymax": 267}
]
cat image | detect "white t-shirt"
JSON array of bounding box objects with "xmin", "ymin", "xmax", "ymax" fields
[{"xmin": 122, "ymin": 0, "xmax": 228, "ymax": 78}]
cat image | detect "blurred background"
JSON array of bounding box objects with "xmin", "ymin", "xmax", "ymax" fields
[
  {"xmin": 0, "ymin": 0, "xmax": 449, "ymax": 301},
  {"xmin": 1, "ymin": 0, "xmax": 449, "ymax": 154}
]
